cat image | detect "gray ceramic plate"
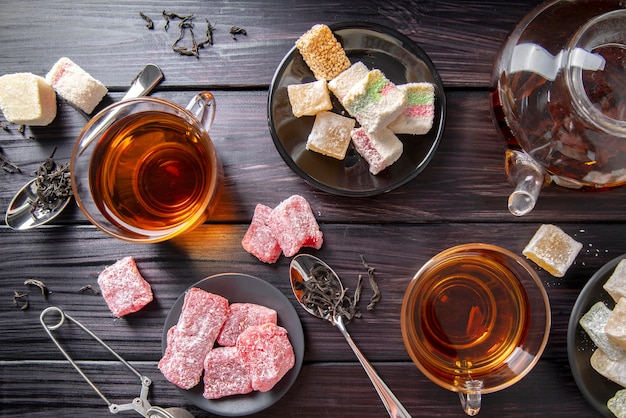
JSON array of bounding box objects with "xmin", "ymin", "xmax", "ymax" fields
[
  {"xmin": 567, "ymin": 254, "xmax": 626, "ymax": 417},
  {"xmin": 268, "ymin": 22, "xmax": 446, "ymax": 196},
  {"xmin": 162, "ymin": 273, "xmax": 304, "ymax": 417}
]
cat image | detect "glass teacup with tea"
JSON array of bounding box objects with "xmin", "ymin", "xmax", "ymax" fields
[
  {"xmin": 492, "ymin": 1, "xmax": 626, "ymax": 216},
  {"xmin": 401, "ymin": 243, "xmax": 551, "ymax": 416},
  {"xmin": 70, "ymin": 93, "xmax": 221, "ymax": 243}
]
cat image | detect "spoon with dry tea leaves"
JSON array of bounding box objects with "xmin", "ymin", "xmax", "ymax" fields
[
  {"xmin": 5, "ymin": 63, "xmax": 164, "ymax": 230},
  {"xmin": 289, "ymin": 254, "xmax": 412, "ymax": 418}
]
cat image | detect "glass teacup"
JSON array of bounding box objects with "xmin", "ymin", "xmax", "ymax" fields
[
  {"xmin": 401, "ymin": 243, "xmax": 551, "ymax": 415},
  {"xmin": 70, "ymin": 93, "xmax": 221, "ymax": 243}
]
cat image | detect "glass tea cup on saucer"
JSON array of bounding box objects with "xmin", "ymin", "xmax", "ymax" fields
[
  {"xmin": 70, "ymin": 93, "xmax": 221, "ymax": 243},
  {"xmin": 492, "ymin": 0, "xmax": 626, "ymax": 216},
  {"xmin": 401, "ymin": 243, "xmax": 551, "ymax": 415}
]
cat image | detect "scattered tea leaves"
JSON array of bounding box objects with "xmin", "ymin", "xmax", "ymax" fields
[
  {"xmin": 361, "ymin": 255, "xmax": 381, "ymax": 311},
  {"xmin": 12, "ymin": 291, "xmax": 29, "ymax": 310},
  {"xmin": 140, "ymin": 10, "xmax": 247, "ymax": 57},
  {"xmin": 24, "ymin": 279, "xmax": 48, "ymax": 300},
  {"xmin": 295, "ymin": 260, "xmax": 362, "ymax": 322},
  {"xmin": 0, "ymin": 147, "xmax": 20, "ymax": 174},
  {"xmin": 139, "ymin": 11, "xmax": 154, "ymax": 30},
  {"xmin": 197, "ymin": 19, "xmax": 215, "ymax": 48},
  {"xmin": 295, "ymin": 256, "xmax": 382, "ymax": 322},
  {"xmin": 162, "ymin": 10, "xmax": 193, "ymax": 31},
  {"xmin": 229, "ymin": 26, "xmax": 247, "ymax": 40},
  {"xmin": 78, "ymin": 284, "xmax": 100, "ymax": 295},
  {"xmin": 30, "ymin": 148, "xmax": 72, "ymax": 217}
]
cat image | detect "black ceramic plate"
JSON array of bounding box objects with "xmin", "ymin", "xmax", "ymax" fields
[
  {"xmin": 567, "ymin": 254, "xmax": 626, "ymax": 417},
  {"xmin": 162, "ymin": 273, "xmax": 305, "ymax": 417},
  {"xmin": 268, "ymin": 22, "xmax": 446, "ymax": 196}
]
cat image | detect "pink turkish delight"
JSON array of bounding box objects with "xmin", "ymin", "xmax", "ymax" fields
[
  {"xmin": 236, "ymin": 323, "xmax": 295, "ymax": 392},
  {"xmin": 159, "ymin": 288, "xmax": 229, "ymax": 389},
  {"xmin": 203, "ymin": 346, "xmax": 253, "ymax": 399},
  {"xmin": 241, "ymin": 204, "xmax": 282, "ymax": 264},
  {"xmin": 269, "ymin": 195, "xmax": 323, "ymax": 258},
  {"xmin": 97, "ymin": 256, "xmax": 153, "ymax": 317},
  {"xmin": 217, "ymin": 303, "xmax": 278, "ymax": 347}
]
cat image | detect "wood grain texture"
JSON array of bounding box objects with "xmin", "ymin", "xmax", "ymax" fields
[
  {"xmin": 0, "ymin": 0, "xmax": 616, "ymax": 417},
  {"xmin": 0, "ymin": 360, "xmax": 598, "ymax": 417},
  {"xmin": 0, "ymin": 0, "xmax": 543, "ymax": 88},
  {"xmin": 3, "ymin": 90, "xmax": 626, "ymax": 224}
]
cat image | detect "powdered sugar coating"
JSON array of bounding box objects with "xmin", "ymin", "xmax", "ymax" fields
[
  {"xmin": 97, "ymin": 256, "xmax": 153, "ymax": 317},
  {"xmin": 342, "ymin": 69, "xmax": 405, "ymax": 132},
  {"xmin": 237, "ymin": 323, "xmax": 295, "ymax": 392},
  {"xmin": 203, "ymin": 346, "xmax": 253, "ymax": 399},
  {"xmin": 0, "ymin": 73, "xmax": 57, "ymax": 125},
  {"xmin": 242, "ymin": 204, "xmax": 282, "ymax": 264},
  {"xmin": 351, "ymin": 127, "xmax": 403, "ymax": 175},
  {"xmin": 522, "ymin": 224, "xmax": 582, "ymax": 277},
  {"xmin": 217, "ymin": 303, "xmax": 278, "ymax": 347},
  {"xmin": 287, "ymin": 79, "xmax": 332, "ymax": 117},
  {"xmin": 269, "ymin": 195, "xmax": 323, "ymax": 258},
  {"xmin": 159, "ymin": 289, "xmax": 229, "ymax": 389},
  {"xmin": 306, "ymin": 111, "xmax": 355, "ymax": 160},
  {"xmin": 388, "ymin": 82, "xmax": 435, "ymax": 135},
  {"xmin": 45, "ymin": 57, "xmax": 107, "ymax": 114},
  {"xmin": 328, "ymin": 61, "xmax": 369, "ymax": 102}
]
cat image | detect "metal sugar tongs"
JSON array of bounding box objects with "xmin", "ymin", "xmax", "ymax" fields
[{"xmin": 40, "ymin": 307, "xmax": 193, "ymax": 418}]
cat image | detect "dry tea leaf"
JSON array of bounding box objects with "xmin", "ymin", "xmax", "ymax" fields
[{"xmin": 24, "ymin": 279, "xmax": 48, "ymax": 299}]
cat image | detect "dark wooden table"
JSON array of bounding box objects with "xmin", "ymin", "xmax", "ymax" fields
[{"xmin": 0, "ymin": 1, "xmax": 621, "ymax": 416}]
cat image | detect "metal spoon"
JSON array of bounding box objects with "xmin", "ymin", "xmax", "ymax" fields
[
  {"xmin": 289, "ymin": 254, "xmax": 412, "ymax": 418},
  {"xmin": 5, "ymin": 63, "xmax": 164, "ymax": 230}
]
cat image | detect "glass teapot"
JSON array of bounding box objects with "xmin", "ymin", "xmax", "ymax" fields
[{"xmin": 492, "ymin": 0, "xmax": 626, "ymax": 216}]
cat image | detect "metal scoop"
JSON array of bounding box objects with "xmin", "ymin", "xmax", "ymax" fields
[
  {"xmin": 40, "ymin": 306, "xmax": 193, "ymax": 418},
  {"xmin": 5, "ymin": 63, "xmax": 164, "ymax": 230},
  {"xmin": 289, "ymin": 254, "xmax": 412, "ymax": 418}
]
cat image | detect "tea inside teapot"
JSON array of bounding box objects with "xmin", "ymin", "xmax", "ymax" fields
[{"xmin": 492, "ymin": 0, "xmax": 626, "ymax": 215}]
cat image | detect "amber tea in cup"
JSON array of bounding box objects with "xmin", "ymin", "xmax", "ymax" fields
[
  {"xmin": 401, "ymin": 244, "xmax": 550, "ymax": 416},
  {"xmin": 71, "ymin": 93, "xmax": 220, "ymax": 243}
]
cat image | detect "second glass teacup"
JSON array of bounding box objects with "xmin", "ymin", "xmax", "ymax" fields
[
  {"xmin": 401, "ymin": 243, "xmax": 551, "ymax": 415},
  {"xmin": 70, "ymin": 93, "xmax": 221, "ymax": 243}
]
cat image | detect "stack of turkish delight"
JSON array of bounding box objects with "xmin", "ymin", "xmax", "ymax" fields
[{"xmin": 287, "ymin": 24, "xmax": 436, "ymax": 175}]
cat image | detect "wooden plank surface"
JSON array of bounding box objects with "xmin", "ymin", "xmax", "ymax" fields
[{"xmin": 0, "ymin": 0, "xmax": 543, "ymax": 88}]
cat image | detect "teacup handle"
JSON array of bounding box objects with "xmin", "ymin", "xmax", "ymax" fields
[
  {"xmin": 186, "ymin": 92, "xmax": 216, "ymax": 132},
  {"xmin": 458, "ymin": 379, "xmax": 483, "ymax": 416}
]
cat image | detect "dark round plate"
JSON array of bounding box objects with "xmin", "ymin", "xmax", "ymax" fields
[
  {"xmin": 567, "ymin": 254, "xmax": 626, "ymax": 417},
  {"xmin": 267, "ymin": 22, "xmax": 446, "ymax": 196},
  {"xmin": 162, "ymin": 273, "xmax": 305, "ymax": 417}
]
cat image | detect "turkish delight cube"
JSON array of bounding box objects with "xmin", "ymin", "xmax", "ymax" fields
[
  {"xmin": 287, "ymin": 79, "xmax": 332, "ymax": 117},
  {"xmin": 97, "ymin": 256, "xmax": 153, "ymax": 317},
  {"xmin": 522, "ymin": 224, "xmax": 582, "ymax": 277},
  {"xmin": 306, "ymin": 111, "xmax": 355, "ymax": 160},
  {"xmin": 342, "ymin": 69, "xmax": 405, "ymax": 132},
  {"xmin": 388, "ymin": 82, "xmax": 435, "ymax": 135},
  {"xmin": 351, "ymin": 127, "xmax": 403, "ymax": 175},
  {"xmin": 269, "ymin": 195, "xmax": 323, "ymax": 257}
]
